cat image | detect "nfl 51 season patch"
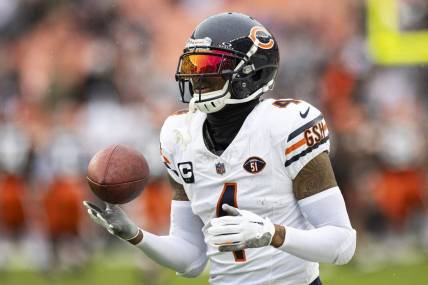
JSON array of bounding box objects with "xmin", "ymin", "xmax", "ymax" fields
[{"xmin": 243, "ymin": 157, "xmax": 266, "ymax": 174}]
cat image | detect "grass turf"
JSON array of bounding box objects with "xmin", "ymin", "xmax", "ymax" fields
[{"xmin": 1, "ymin": 260, "xmax": 427, "ymax": 285}]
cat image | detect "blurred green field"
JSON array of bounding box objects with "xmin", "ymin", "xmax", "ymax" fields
[{"xmin": 1, "ymin": 260, "xmax": 427, "ymax": 285}]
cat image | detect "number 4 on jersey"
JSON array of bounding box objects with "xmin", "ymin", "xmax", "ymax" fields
[{"xmin": 216, "ymin": 183, "xmax": 246, "ymax": 262}]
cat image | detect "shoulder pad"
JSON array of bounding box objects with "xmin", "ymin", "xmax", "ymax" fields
[
  {"xmin": 260, "ymin": 98, "xmax": 319, "ymax": 144},
  {"xmin": 160, "ymin": 111, "xmax": 188, "ymax": 152},
  {"xmin": 264, "ymin": 99, "xmax": 330, "ymax": 179}
]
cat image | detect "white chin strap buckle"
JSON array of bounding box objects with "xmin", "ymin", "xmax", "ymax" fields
[
  {"xmin": 194, "ymin": 81, "xmax": 231, "ymax": 113},
  {"xmin": 193, "ymin": 78, "xmax": 275, "ymax": 113},
  {"xmin": 195, "ymin": 94, "xmax": 231, "ymax": 113}
]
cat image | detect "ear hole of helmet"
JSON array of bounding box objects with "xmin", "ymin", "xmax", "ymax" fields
[
  {"xmin": 251, "ymin": 70, "xmax": 263, "ymax": 82},
  {"xmin": 230, "ymin": 67, "xmax": 275, "ymax": 99},
  {"xmin": 231, "ymin": 77, "xmax": 252, "ymax": 99}
]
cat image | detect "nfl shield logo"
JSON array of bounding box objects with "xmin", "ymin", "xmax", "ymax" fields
[{"xmin": 215, "ymin": 162, "xmax": 226, "ymax": 175}]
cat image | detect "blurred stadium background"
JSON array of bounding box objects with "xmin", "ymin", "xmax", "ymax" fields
[{"xmin": 0, "ymin": 0, "xmax": 427, "ymax": 284}]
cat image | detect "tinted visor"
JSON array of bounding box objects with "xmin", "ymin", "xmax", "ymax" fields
[
  {"xmin": 178, "ymin": 50, "xmax": 239, "ymax": 76},
  {"xmin": 191, "ymin": 76, "xmax": 227, "ymax": 93}
]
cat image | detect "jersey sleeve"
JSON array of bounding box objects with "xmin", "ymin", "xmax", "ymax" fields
[
  {"xmin": 159, "ymin": 115, "xmax": 184, "ymax": 184},
  {"xmin": 275, "ymin": 100, "xmax": 330, "ymax": 179}
]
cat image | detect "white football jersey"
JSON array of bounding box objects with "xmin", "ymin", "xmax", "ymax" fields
[{"xmin": 160, "ymin": 98, "xmax": 330, "ymax": 285}]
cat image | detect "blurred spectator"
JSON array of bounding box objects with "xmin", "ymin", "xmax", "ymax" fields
[
  {"xmin": 0, "ymin": 121, "xmax": 31, "ymax": 270},
  {"xmin": 134, "ymin": 177, "xmax": 173, "ymax": 235},
  {"xmin": 41, "ymin": 174, "xmax": 87, "ymax": 272}
]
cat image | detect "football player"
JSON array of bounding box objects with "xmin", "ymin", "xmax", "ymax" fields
[{"xmin": 84, "ymin": 12, "xmax": 356, "ymax": 285}]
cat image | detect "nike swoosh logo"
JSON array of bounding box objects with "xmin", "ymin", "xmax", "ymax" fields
[{"xmin": 300, "ymin": 107, "xmax": 310, "ymax": 118}]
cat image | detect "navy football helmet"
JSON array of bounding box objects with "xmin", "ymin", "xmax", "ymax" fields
[{"xmin": 175, "ymin": 12, "xmax": 280, "ymax": 113}]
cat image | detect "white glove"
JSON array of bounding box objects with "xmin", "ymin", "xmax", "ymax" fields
[
  {"xmin": 83, "ymin": 201, "xmax": 142, "ymax": 244},
  {"xmin": 206, "ymin": 204, "xmax": 275, "ymax": 252}
]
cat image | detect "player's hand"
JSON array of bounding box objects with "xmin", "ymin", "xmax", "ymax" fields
[
  {"xmin": 83, "ymin": 201, "xmax": 140, "ymax": 241},
  {"xmin": 206, "ymin": 204, "xmax": 275, "ymax": 252}
]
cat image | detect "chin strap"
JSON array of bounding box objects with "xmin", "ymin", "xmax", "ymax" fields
[
  {"xmin": 173, "ymin": 97, "xmax": 197, "ymax": 148},
  {"xmin": 192, "ymin": 81, "xmax": 231, "ymax": 113}
]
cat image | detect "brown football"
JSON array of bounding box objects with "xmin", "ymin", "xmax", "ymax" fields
[{"xmin": 86, "ymin": 144, "xmax": 150, "ymax": 204}]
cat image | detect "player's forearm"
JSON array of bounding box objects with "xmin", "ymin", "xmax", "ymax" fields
[
  {"xmin": 135, "ymin": 200, "xmax": 207, "ymax": 277},
  {"xmin": 273, "ymin": 187, "xmax": 356, "ymax": 265},
  {"xmin": 135, "ymin": 231, "xmax": 207, "ymax": 276},
  {"xmin": 273, "ymin": 224, "xmax": 356, "ymax": 265}
]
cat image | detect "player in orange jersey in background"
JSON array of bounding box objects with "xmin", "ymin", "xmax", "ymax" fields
[
  {"xmin": 0, "ymin": 174, "xmax": 27, "ymax": 236},
  {"xmin": 41, "ymin": 175, "xmax": 88, "ymax": 272}
]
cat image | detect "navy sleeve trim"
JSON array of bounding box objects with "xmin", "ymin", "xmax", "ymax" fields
[
  {"xmin": 287, "ymin": 114, "xmax": 324, "ymax": 142},
  {"xmin": 164, "ymin": 162, "xmax": 179, "ymax": 176},
  {"xmin": 284, "ymin": 136, "xmax": 329, "ymax": 167}
]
